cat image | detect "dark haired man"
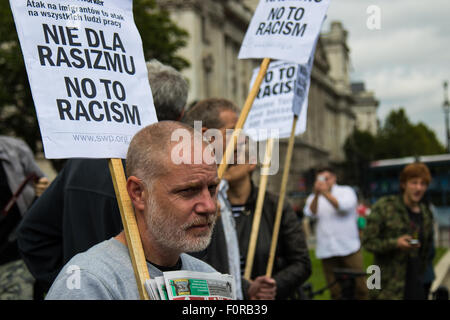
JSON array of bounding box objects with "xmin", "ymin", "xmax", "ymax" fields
[
  {"xmin": 304, "ymin": 167, "xmax": 367, "ymax": 300},
  {"xmin": 363, "ymin": 162, "xmax": 434, "ymax": 300},
  {"xmin": 183, "ymin": 98, "xmax": 311, "ymax": 299},
  {"xmin": 224, "ymin": 146, "xmax": 311, "ymax": 300}
]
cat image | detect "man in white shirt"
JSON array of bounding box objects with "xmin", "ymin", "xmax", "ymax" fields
[{"xmin": 304, "ymin": 167, "xmax": 368, "ymax": 300}]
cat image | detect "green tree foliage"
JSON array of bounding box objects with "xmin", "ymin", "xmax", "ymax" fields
[
  {"xmin": 0, "ymin": 3, "xmax": 38, "ymax": 152},
  {"xmin": 133, "ymin": 0, "xmax": 189, "ymax": 70},
  {"xmin": 375, "ymin": 108, "xmax": 446, "ymax": 158},
  {"xmin": 412, "ymin": 123, "xmax": 446, "ymax": 155},
  {"xmin": 343, "ymin": 108, "xmax": 446, "ymax": 195},
  {"xmin": 0, "ymin": 0, "xmax": 189, "ymax": 155},
  {"xmin": 343, "ymin": 128, "xmax": 376, "ymax": 194}
]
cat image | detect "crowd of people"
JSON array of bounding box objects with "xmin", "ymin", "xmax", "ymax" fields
[
  {"xmin": 304, "ymin": 164, "xmax": 436, "ymax": 300},
  {"xmin": 0, "ymin": 60, "xmax": 441, "ymax": 301}
]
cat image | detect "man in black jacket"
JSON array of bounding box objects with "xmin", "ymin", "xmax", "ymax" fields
[
  {"xmin": 17, "ymin": 60, "xmax": 188, "ymax": 297},
  {"xmin": 183, "ymin": 98, "xmax": 311, "ymax": 299},
  {"xmin": 223, "ymin": 146, "xmax": 311, "ymax": 299}
]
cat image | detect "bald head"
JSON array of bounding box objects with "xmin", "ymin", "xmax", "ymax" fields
[
  {"xmin": 126, "ymin": 121, "xmax": 193, "ymax": 183},
  {"xmin": 126, "ymin": 121, "xmax": 215, "ymax": 186},
  {"xmin": 126, "ymin": 121, "xmax": 219, "ymax": 260}
]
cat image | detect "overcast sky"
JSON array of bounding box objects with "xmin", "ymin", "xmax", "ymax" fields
[{"xmin": 323, "ymin": 0, "xmax": 450, "ymax": 146}]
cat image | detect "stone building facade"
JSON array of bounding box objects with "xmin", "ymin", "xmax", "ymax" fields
[
  {"xmin": 157, "ymin": 0, "xmax": 259, "ymax": 107},
  {"xmin": 351, "ymin": 82, "xmax": 379, "ymax": 136}
]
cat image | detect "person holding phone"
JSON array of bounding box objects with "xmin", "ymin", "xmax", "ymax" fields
[
  {"xmin": 304, "ymin": 167, "xmax": 367, "ymax": 300},
  {"xmin": 363, "ymin": 162, "xmax": 434, "ymax": 300}
]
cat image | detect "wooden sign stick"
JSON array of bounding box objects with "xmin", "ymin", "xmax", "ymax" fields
[
  {"xmin": 266, "ymin": 115, "xmax": 298, "ymax": 277},
  {"xmin": 109, "ymin": 158, "xmax": 150, "ymax": 300},
  {"xmin": 218, "ymin": 58, "xmax": 271, "ymax": 179},
  {"xmin": 243, "ymin": 137, "xmax": 274, "ymax": 280}
]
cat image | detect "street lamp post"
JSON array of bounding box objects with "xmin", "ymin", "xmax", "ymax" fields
[{"xmin": 443, "ymin": 81, "xmax": 450, "ymax": 152}]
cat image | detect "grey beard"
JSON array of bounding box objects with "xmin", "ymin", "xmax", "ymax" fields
[{"xmin": 145, "ymin": 195, "xmax": 216, "ymax": 253}]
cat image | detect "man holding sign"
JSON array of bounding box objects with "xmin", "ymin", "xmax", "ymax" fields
[
  {"xmin": 183, "ymin": 99, "xmax": 311, "ymax": 299},
  {"xmin": 223, "ymin": 144, "xmax": 311, "ymax": 300},
  {"xmin": 46, "ymin": 122, "xmax": 219, "ymax": 299},
  {"xmin": 17, "ymin": 60, "xmax": 188, "ymax": 297}
]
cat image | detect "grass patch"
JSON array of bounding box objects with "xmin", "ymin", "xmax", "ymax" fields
[
  {"xmin": 305, "ymin": 249, "xmax": 374, "ymax": 300},
  {"xmin": 434, "ymin": 247, "xmax": 448, "ymax": 266},
  {"xmin": 305, "ymin": 249, "xmax": 330, "ymax": 300},
  {"xmin": 305, "ymin": 247, "xmax": 447, "ymax": 300}
]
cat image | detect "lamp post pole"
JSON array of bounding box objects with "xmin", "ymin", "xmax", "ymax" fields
[{"xmin": 444, "ymin": 81, "xmax": 450, "ymax": 152}]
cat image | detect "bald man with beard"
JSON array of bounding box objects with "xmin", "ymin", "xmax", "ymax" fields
[{"xmin": 45, "ymin": 122, "xmax": 219, "ymax": 299}]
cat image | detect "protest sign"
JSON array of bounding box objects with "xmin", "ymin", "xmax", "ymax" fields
[
  {"xmin": 243, "ymin": 59, "xmax": 313, "ymax": 141},
  {"xmin": 217, "ymin": 58, "xmax": 271, "ymax": 179},
  {"xmin": 9, "ymin": 0, "xmax": 157, "ymax": 159},
  {"xmin": 241, "ymin": 41, "xmax": 319, "ymax": 279},
  {"xmin": 238, "ymin": 0, "xmax": 329, "ymax": 65},
  {"xmin": 263, "ymin": 53, "xmax": 316, "ymax": 278},
  {"xmin": 10, "ymin": 0, "xmax": 155, "ymax": 300}
]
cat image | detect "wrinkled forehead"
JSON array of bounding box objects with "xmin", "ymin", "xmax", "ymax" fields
[
  {"xmin": 162, "ymin": 160, "xmax": 219, "ymax": 186},
  {"xmin": 167, "ymin": 135, "xmax": 216, "ymax": 166}
]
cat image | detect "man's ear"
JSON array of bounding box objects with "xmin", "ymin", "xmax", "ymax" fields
[{"xmin": 127, "ymin": 176, "xmax": 146, "ymax": 212}]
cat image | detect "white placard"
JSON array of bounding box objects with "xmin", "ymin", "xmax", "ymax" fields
[
  {"xmin": 9, "ymin": 0, "xmax": 157, "ymax": 159},
  {"xmin": 243, "ymin": 58, "xmax": 313, "ymax": 141},
  {"xmin": 238, "ymin": 0, "xmax": 329, "ymax": 65}
]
